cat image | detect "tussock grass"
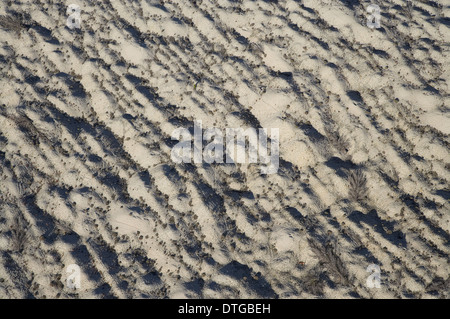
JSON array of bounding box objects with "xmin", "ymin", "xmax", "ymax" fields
[
  {"xmin": 10, "ymin": 216, "xmax": 29, "ymax": 253},
  {"xmin": 0, "ymin": 15, "xmax": 23, "ymax": 34},
  {"xmin": 308, "ymin": 238, "xmax": 350, "ymax": 286}
]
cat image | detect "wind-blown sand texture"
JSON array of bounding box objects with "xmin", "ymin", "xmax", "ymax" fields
[{"xmin": 0, "ymin": 0, "xmax": 449, "ymax": 299}]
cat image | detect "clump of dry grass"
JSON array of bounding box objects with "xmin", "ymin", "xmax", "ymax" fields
[
  {"xmin": 308, "ymin": 238, "xmax": 350, "ymax": 286},
  {"xmin": 323, "ymin": 115, "xmax": 350, "ymax": 158},
  {"xmin": 347, "ymin": 169, "xmax": 368, "ymax": 202},
  {"xmin": 404, "ymin": 0, "xmax": 414, "ymax": 20},
  {"xmin": 330, "ymin": 133, "xmax": 350, "ymax": 157},
  {"xmin": 302, "ymin": 267, "xmax": 326, "ymax": 296},
  {"xmin": 426, "ymin": 276, "xmax": 450, "ymax": 297},
  {"xmin": 9, "ymin": 216, "xmax": 29, "ymax": 252},
  {"xmin": 0, "ymin": 15, "xmax": 23, "ymax": 35}
]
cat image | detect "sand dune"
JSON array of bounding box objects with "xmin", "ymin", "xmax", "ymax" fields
[{"xmin": 0, "ymin": 0, "xmax": 449, "ymax": 299}]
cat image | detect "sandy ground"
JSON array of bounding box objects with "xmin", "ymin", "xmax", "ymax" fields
[{"xmin": 0, "ymin": 0, "xmax": 449, "ymax": 299}]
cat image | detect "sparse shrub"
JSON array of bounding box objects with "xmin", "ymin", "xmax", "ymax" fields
[{"xmin": 347, "ymin": 169, "xmax": 368, "ymax": 202}]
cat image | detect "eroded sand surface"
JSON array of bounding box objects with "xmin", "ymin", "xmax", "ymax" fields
[{"xmin": 0, "ymin": 0, "xmax": 449, "ymax": 298}]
